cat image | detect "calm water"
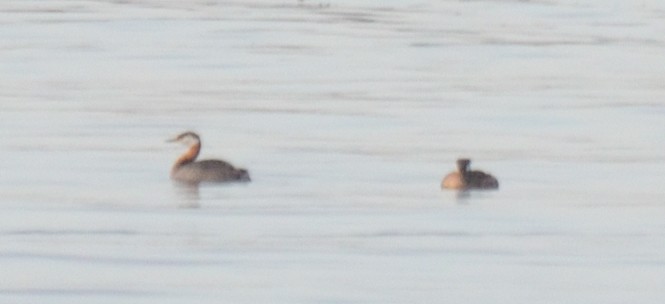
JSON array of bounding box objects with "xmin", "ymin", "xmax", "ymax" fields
[{"xmin": 1, "ymin": 0, "xmax": 665, "ymax": 303}]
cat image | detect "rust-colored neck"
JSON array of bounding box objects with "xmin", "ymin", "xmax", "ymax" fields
[{"xmin": 173, "ymin": 142, "xmax": 201, "ymax": 170}]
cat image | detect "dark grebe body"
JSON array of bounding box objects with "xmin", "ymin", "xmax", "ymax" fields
[{"xmin": 442, "ymin": 159, "xmax": 498, "ymax": 190}]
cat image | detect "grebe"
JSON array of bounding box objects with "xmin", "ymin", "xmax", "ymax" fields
[
  {"xmin": 168, "ymin": 131, "xmax": 250, "ymax": 184},
  {"xmin": 441, "ymin": 158, "xmax": 498, "ymax": 190}
]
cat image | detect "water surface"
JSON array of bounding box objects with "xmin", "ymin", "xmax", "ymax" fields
[{"xmin": 1, "ymin": 0, "xmax": 665, "ymax": 303}]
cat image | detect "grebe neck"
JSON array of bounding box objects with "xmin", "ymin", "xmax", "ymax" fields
[
  {"xmin": 173, "ymin": 142, "xmax": 201, "ymax": 169},
  {"xmin": 457, "ymin": 161, "xmax": 471, "ymax": 184}
]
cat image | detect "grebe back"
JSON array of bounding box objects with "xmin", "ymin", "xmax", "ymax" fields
[{"xmin": 168, "ymin": 131, "xmax": 250, "ymax": 184}]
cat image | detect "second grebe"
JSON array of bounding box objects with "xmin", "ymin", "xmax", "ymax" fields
[
  {"xmin": 168, "ymin": 131, "xmax": 250, "ymax": 184},
  {"xmin": 441, "ymin": 158, "xmax": 498, "ymax": 190}
]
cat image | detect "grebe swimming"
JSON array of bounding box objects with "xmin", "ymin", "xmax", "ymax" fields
[
  {"xmin": 168, "ymin": 131, "xmax": 250, "ymax": 184},
  {"xmin": 441, "ymin": 158, "xmax": 498, "ymax": 190}
]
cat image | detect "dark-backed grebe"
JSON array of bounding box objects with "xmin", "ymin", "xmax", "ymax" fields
[
  {"xmin": 441, "ymin": 158, "xmax": 498, "ymax": 190},
  {"xmin": 168, "ymin": 131, "xmax": 250, "ymax": 184}
]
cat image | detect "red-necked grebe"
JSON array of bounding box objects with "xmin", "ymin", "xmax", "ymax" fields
[
  {"xmin": 442, "ymin": 158, "xmax": 498, "ymax": 190},
  {"xmin": 168, "ymin": 131, "xmax": 250, "ymax": 184}
]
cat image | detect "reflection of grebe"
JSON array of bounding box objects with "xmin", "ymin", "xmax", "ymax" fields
[
  {"xmin": 442, "ymin": 159, "xmax": 498, "ymax": 190},
  {"xmin": 168, "ymin": 131, "xmax": 250, "ymax": 184}
]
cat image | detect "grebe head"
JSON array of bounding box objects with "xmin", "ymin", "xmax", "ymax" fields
[
  {"xmin": 167, "ymin": 131, "xmax": 200, "ymax": 146},
  {"xmin": 456, "ymin": 158, "xmax": 471, "ymax": 172}
]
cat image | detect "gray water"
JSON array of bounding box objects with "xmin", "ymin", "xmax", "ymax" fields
[{"xmin": 1, "ymin": 0, "xmax": 665, "ymax": 303}]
